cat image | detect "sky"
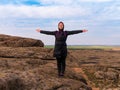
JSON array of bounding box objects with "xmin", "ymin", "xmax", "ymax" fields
[{"xmin": 0, "ymin": 0, "xmax": 120, "ymax": 45}]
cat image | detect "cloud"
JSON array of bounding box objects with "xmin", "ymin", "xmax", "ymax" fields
[
  {"xmin": 38, "ymin": 0, "xmax": 74, "ymax": 5},
  {"xmin": 79, "ymin": 0, "xmax": 113, "ymax": 2},
  {"xmin": 0, "ymin": 0, "xmax": 118, "ymax": 20},
  {"xmin": 0, "ymin": 0, "xmax": 113, "ymax": 6},
  {"xmin": 0, "ymin": 5, "xmax": 90, "ymax": 19},
  {"xmin": 38, "ymin": 0, "xmax": 113, "ymax": 6},
  {"xmin": 38, "ymin": 0, "xmax": 113, "ymax": 5},
  {"xmin": 0, "ymin": 0, "xmax": 119, "ymax": 45},
  {"xmin": 91, "ymin": 1, "xmax": 120, "ymax": 22}
]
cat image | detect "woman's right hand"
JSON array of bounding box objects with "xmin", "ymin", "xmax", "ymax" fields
[
  {"xmin": 82, "ymin": 29, "xmax": 88, "ymax": 32},
  {"xmin": 36, "ymin": 28, "xmax": 41, "ymax": 32}
]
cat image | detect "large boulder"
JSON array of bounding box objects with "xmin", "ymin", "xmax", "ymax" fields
[{"xmin": 0, "ymin": 34, "xmax": 44, "ymax": 47}]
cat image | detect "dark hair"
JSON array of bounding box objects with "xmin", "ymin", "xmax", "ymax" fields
[{"xmin": 58, "ymin": 21, "xmax": 64, "ymax": 30}]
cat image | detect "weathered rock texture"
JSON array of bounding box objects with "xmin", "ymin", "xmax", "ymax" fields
[
  {"xmin": 0, "ymin": 34, "xmax": 92, "ymax": 90},
  {"xmin": 0, "ymin": 34, "xmax": 120, "ymax": 90},
  {"xmin": 69, "ymin": 49, "xmax": 120, "ymax": 90},
  {"xmin": 0, "ymin": 34, "xmax": 44, "ymax": 47}
]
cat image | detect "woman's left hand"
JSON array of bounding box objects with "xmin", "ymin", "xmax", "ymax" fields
[{"xmin": 36, "ymin": 28, "xmax": 41, "ymax": 32}]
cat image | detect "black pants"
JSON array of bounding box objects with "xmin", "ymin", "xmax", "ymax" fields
[{"xmin": 56, "ymin": 56, "xmax": 66, "ymax": 75}]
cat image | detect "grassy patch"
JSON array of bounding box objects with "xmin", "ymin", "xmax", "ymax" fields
[{"xmin": 44, "ymin": 45, "xmax": 119, "ymax": 50}]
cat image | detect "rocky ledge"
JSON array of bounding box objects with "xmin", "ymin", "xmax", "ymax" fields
[{"xmin": 0, "ymin": 34, "xmax": 92, "ymax": 90}]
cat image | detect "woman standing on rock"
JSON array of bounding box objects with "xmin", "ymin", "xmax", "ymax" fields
[{"xmin": 36, "ymin": 21, "xmax": 88, "ymax": 77}]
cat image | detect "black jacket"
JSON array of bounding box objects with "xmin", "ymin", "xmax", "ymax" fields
[{"xmin": 40, "ymin": 30, "xmax": 83, "ymax": 57}]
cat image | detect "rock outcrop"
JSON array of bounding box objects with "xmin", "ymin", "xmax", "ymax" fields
[
  {"xmin": 69, "ymin": 49, "xmax": 120, "ymax": 89},
  {"xmin": 0, "ymin": 34, "xmax": 44, "ymax": 47},
  {"xmin": 0, "ymin": 34, "xmax": 92, "ymax": 90},
  {"xmin": 0, "ymin": 34, "xmax": 120, "ymax": 90}
]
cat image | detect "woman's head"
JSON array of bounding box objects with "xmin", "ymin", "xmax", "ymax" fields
[{"xmin": 58, "ymin": 21, "xmax": 64, "ymax": 31}]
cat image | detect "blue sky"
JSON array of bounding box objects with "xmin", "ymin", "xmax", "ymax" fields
[{"xmin": 0, "ymin": 0, "xmax": 120, "ymax": 45}]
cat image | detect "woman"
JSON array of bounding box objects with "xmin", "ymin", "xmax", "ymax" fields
[{"xmin": 36, "ymin": 21, "xmax": 88, "ymax": 77}]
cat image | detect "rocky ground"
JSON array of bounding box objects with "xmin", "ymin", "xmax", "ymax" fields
[
  {"xmin": 0, "ymin": 34, "xmax": 91, "ymax": 90},
  {"xmin": 0, "ymin": 34, "xmax": 120, "ymax": 90},
  {"xmin": 69, "ymin": 49, "xmax": 120, "ymax": 90}
]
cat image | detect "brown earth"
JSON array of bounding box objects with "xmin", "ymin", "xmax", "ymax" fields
[
  {"xmin": 0, "ymin": 34, "xmax": 91, "ymax": 90},
  {"xmin": 69, "ymin": 49, "xmax": 120, "ymax": 90},
  {"xmin": 0, "ymin": 34, "xmax": 120, "ymax": 90}
]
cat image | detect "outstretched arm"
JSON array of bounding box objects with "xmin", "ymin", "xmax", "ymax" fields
[
  {"xmin": 67, "ymin": 29, "xmax": 88, "ymax": 35},
  {"xmin": 36, "ymin": 28, "xmax": 55, "ymax": 35}
]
